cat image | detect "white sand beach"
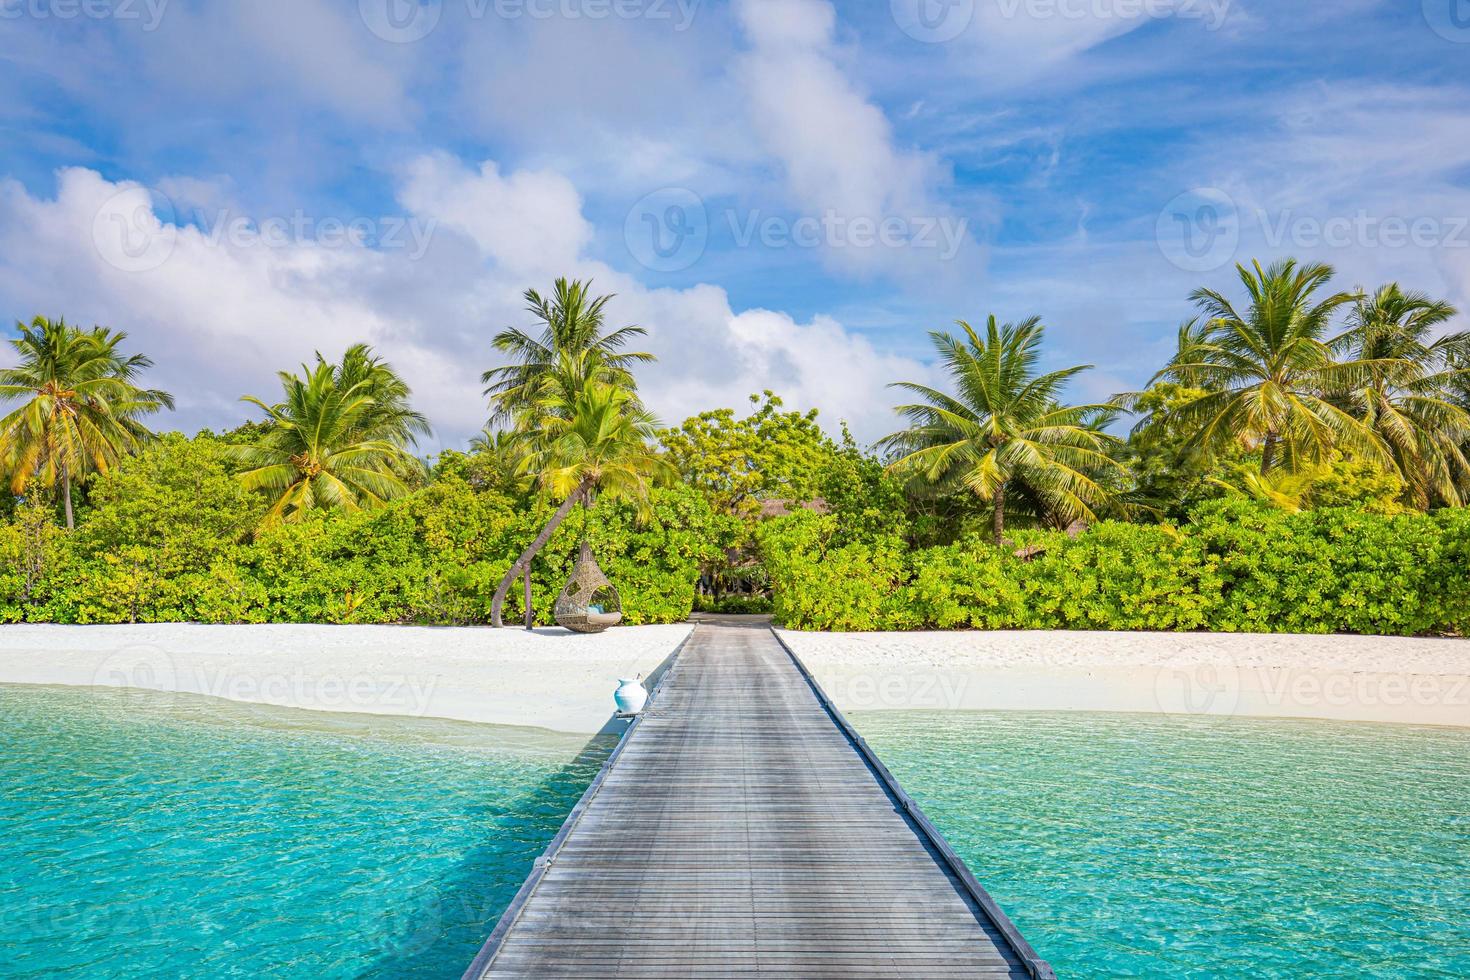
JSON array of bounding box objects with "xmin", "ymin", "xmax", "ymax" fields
[
  {"xmin": 4, "ymin": 621, "xmax": 1468, "ymax": 731},
  {"xmin": 0, "ymin": 623, "xmax": 691, "ymax": 734},
  {"xmin": 780, "ymin": 629, "xmax": 1470, "ymax": 728}
]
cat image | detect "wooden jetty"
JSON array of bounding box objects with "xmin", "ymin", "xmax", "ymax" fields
[{"xmin": 464, "ymin": 621, "xmax": 1055, "ymax": 979}]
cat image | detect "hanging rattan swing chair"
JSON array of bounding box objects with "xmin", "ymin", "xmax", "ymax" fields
[{"xmin": 554, "ymin": 541, "xmax": 624, "ymax": 634}]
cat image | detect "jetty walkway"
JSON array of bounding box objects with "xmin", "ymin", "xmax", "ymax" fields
[{"xmin": 463, "ymin": 622, "xmax": 1054, "ymax": 979}]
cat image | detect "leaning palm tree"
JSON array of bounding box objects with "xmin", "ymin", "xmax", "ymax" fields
[
  {"xmin": 1329, "ymin": 284, "xmax": 1469, "ymax": 507},
  {"xmin": 483, "ymin": 278, "xmax": 653, "ymax": 424},
  {"xmin": 1157, "ymin": 259, "xmax": 1389, "ymax": 475},
  {"xmin": 490, "ymin": 382, "xmax": 673, "ymax": 628},
  {"xmin": 0, "ymin": 316, "xmax": 173, "ymax": 528},
  {"xmin": 229, "ymin": 360, "xmax": 422, "ymax": 531},
  {"xmin": 879, "ymin": 315, "xmax": 1125, "ymax": 546}
]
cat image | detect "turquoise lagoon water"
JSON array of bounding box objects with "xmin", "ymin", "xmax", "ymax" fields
[
  {"xmin": 853, "ymin": 710, "xmax": 1470, "ymax": 978},
  {"xmin": 0, "ymin": 685, "xmax": 611, "ymax": 979}
]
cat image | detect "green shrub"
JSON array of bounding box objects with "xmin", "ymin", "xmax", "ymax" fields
[
  {"xmin": 763, "ymin": 499, "xmax": 1465, "ymax": 636},
  {"xmin": 0, "ymin": 445, "xmax": 717, "ymax": 626},
  {"xmin": 694, "ymin": 594, "xmax": 774, "ymax": 615},
  {"xmin": 1023, "ymin": 522, "xmax": 1221, "ymax": 631},
  {"xmin": 756, "ymin": 510, "xmax": 911, "ymax": 631}
]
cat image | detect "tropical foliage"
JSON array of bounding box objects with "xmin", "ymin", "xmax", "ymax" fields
[
  {"xmin": 880, "ymin": 316, "xmax": 1125, "ymax": 544},
  {"xmin": 4, "ymin": 257, "xmax": 1470, "ymax": 636},
  {"xmin": 0, "ymin": 317, "xmax": 173, "ymax": 528},
  {"xmin": 1330, "ymin": 284, "xmax": 1469, "ymax": 507},
  {"xmin": 1149, "ymin": 260, "xmax": 1386, "ymax": 475},
  {"xmin": 482, "ymin": 278, "xmax": 653, "ymax": 423},
  {"xmin": 229, "ymin": 347, "xmax": 426, "ymax": 531}
]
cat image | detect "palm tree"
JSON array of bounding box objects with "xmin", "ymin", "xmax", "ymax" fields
[
  {"xmin": 1156, "ymin": 259, "xmax": 1388, "ymax": 475},
  {"xmin": 879, "ymin": 315, "xmax": 1125, "ymax": 546},
  {"xmin": 230, "ymin": 357, "xmax": 423, "ymax": 531},
  {"xmin": 483, "ymin": 278, "xmax": 653, "ymax": 424},
  {"xmin": 468, "ymin": 426, "xmax": 533, "ymax": 495},
  {"xmin": 490, "ymin": 382, "xmax": 673, "ymax": 628},
  {"xmin": 1330, "ymin": 284, "xmax": 1469, "ymax": 507},
  {"xmin": 0, "ymin": 316, "xmax": 173, "ymax": 528},
  {"xmin": 330, "ymin": 343, "xmax": 432, "ymax": 447}
]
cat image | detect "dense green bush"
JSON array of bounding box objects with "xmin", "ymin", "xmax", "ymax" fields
[
  {"xmin": 0, "ymin": 436, "xmax": 721, "ymax": 627},
  {"xmin": 757, "ymin": 511, "xmax": 912, "ymax": 631},
  {"xmin": 761, "ymin": 499, "xmax": 1469, "ymax": 636},
  {"xmin": 694, "ymin": 594, "xmax": 774, "ymax": 615},
  {"xmin": 5, "ymin": 425, "xmax": 1466, "ymax": 637}
]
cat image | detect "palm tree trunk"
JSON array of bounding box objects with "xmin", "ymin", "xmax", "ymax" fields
[
  {"xmin": 991, "ymin": 483, "xmax": 1006, "ymax": 547},
  {"xmin": 61, "ymin": 464, "xmax": 74, "ymax": 531},
  {"xmin": 491, "ymin": 480, "xmax": 591, "ymax": 628},
  {"xmin": 1261, "ymin": 432, "xmax": 1279, "ymax": 476}
]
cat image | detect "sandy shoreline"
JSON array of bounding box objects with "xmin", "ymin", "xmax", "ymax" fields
[
  {"xmin": 0, "ymin": 623, "xmax": 691, "ymax": 734},
  {"xmin": 4, "ymin": 622, "xmax": 1468, "ymax": 731},
  {"xmin": 780, "ymin": 629, "xmax": 1470, "ymax": 728}
]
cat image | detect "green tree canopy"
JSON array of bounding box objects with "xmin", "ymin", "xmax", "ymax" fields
[
  {"xmin": 489, "ymin": 381, "xmax": 673, "ymax": 627},
  {"xmin": 0, "ymin": 316, "xmax": 173, "ymax": 528},
  {"xmin": 1330, "ymin": 283, "xmax": 1469, "ymax": 507},
  {"xmin": 1155, "ymin": 259, "xmax": 1388, "ymax": 475},
  {"xmin": 659, "ymin": 391, "xmax": 831, "ymax": 516},
  {"xmin": 880, "ymin": 314, "xmax": 1124, "ymax": 545},
  {"xmin": 483, "ymin": 278, "xmax": 653, "ymax": 424},
  {"xmin": 229, "ymin": 353, "xmax": 424, "ymax": 531}
]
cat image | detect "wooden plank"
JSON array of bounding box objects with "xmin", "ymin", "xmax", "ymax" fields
[{"xmin": 462, "ymin": 623, "xmax": 1054, "ymax": 980}]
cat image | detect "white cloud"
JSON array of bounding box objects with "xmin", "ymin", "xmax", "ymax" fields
[
  {"xmin": 0, "ymin": 161, "xmax": 935, "ymax": 450},
  {"xmin": 397, "ymin": 154, "xmax": 593, "ymax": 280},
  {"xmin": 732, "ymin": 0, "xmax": 979, "ymax": 281},
  {"xmin": 134, "ymin": 0, "xmax": 414, "ymax": 125}
]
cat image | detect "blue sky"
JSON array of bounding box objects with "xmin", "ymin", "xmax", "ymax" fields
[{"xmin": 1, "ymin": 0, "xmax": 1468, "ymax": 446}]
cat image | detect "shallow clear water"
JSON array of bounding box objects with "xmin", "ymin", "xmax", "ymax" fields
[
  {"xmin": 852, "ymin": 710, "xmax": 1470, "ymax": 978},
  {"xmin": 0, "ymin": 685, "xmax": 611, "ymax": 979}
]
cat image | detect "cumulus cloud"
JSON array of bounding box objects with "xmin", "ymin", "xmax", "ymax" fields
[
  {"xmin": 0, "ymin": 160, "xmax": 935, "ymax": 450},
  {"xmin": 397, "ymin": 154, "xmax": 593, "ymax": 280},
  {"xmin": 732, "ymin": 0, "xmax": 979, "ymax": 281}
]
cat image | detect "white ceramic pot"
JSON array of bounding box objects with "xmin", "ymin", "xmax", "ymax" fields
[{"xmin": 614, "ymin": 677, "xmax": 648, "ymax": 715}]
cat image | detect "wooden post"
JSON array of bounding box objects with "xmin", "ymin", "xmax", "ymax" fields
[{"xmin": 523, "ymin": 564, "xmax": 533, "ymax": 631}]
